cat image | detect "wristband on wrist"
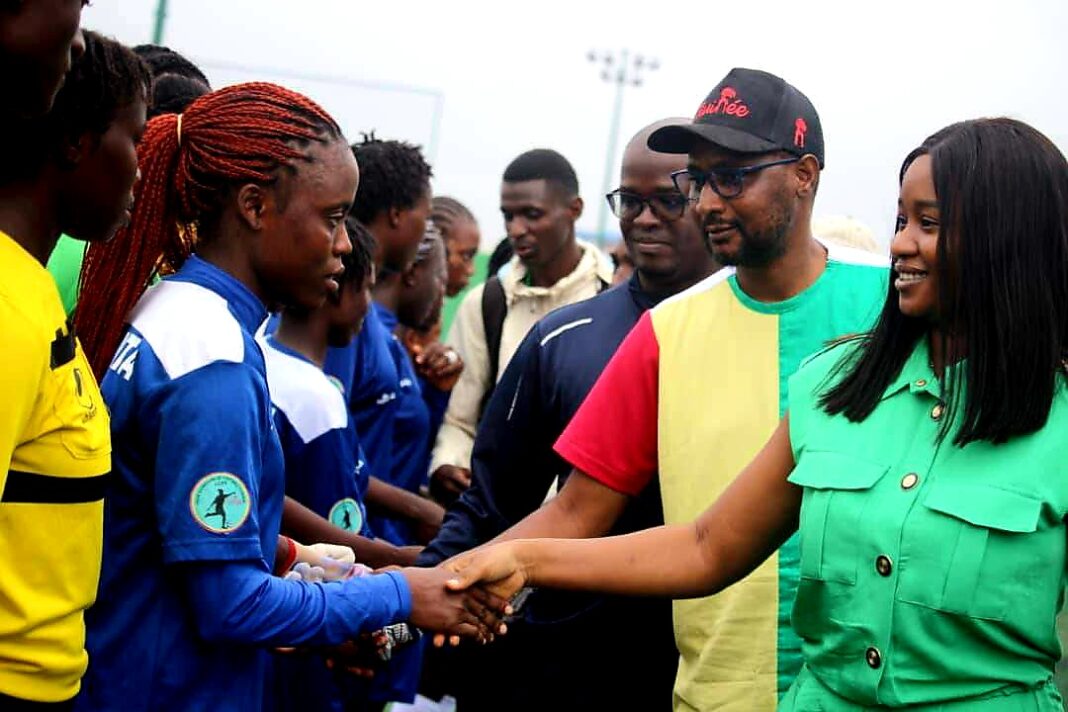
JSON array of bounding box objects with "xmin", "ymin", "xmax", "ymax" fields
[{"xmin": 278, "ymin": 536, "xmax": 298, "ymax": 574}]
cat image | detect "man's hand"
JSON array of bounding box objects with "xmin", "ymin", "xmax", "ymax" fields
[
  {"xmin": 399, "ymin": 566, "xmax": 510, "ymax": 644},
  {"xmin": 414, "ymin": 343, "xmax": 464, "ymax": 391},
  {"xmin": 429, "ymin": 465, "xmax": 471, "ymax": 504}
]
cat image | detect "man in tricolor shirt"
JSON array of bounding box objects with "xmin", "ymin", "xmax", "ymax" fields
[{"xmin": 450, "ymin": 68, "xmax": 888, "ymax": 711}]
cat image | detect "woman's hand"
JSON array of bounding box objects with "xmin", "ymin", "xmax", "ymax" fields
[{"xmin": 442, "ymin": 542, "xmax": 529, "ymax": 604}]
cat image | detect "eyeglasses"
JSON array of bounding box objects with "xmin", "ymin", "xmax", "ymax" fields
[
  {"xmin": 670, "ymin": 156, "xmax": 800, "ymax": 200},
  {"xmin": 605, "ymin": 190, "xmax": 689, "ymax": 222}
]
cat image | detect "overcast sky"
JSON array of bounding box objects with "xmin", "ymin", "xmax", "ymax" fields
[{"xmin": 86, "ymin": 0, "xmax": 1067, "ymax": 249}]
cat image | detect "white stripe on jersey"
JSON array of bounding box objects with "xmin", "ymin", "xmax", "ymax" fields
[
  {"xmin": 129, "ymin": 281, "xmax": 246, "ymax": 379},
  {"xmin": 260, "ymin": 337, "xmax": 348, "ymax": 444}
]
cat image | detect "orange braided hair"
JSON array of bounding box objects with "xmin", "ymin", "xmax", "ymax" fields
[{"xmin": 76, "ymin": 82, "xmax": 340, "ymax": 379}]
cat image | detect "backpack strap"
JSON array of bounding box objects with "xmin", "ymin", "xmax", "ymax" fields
[{"xmin": 479, "ymin": 276, "xmax": 507, "ymax": 420}]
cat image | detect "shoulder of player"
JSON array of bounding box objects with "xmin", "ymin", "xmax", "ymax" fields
[
  {"xmin": 260, "ymin": 338, "xmax": 347, "ymax": 443},
  {"xmin": 128, "ymin": 280, "xmax": 256, "ymax": 380}
]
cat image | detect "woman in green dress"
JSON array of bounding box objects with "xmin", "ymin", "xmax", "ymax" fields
[{"xmin": 446, "ymin": 117, "xmax": 1068, "ymax": 710}]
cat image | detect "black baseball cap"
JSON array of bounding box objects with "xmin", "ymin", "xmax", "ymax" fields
[{"xmin": 649, "ymin": 68, "xmax": 825, "ymax": 168}]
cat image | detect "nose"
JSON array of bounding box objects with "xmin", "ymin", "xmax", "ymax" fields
[
  {"xmin": 505, "ymin": 217, "xmax": 527, "ymax": 240},
  {"xmin": 693, "ymin": 183, "xmax": 725, "ymax": 220},
  {"xmin": 69, "ymin": 29, "xmax": 87, "ymax": 64},
  {"xmin": 333, "ymin": 222, "xmax": 353, "ymax": 256},
  {"xmin": 464, "ymin": 260, "xmax": 476, "ymax": 278},
  {"xmin": 632, "ymin": 201, "xmax": 661, "ymax": 229},
  {"xmin": 889, "ymin": 221, "xmax": 916, "ymax": 260}
]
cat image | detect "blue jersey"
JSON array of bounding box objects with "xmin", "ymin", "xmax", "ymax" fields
[
  {"xmin": 79, "ymin": 257, "xmax": 411, "ymax": 712},
  {"xmin": 261, "ymin": 336, "xmax": 371, "ymax": 537},
  {"xmin": 323, "ymin": 304, "xmax": 399, "ymax": 486},
  {"xmin": 373, "ymin": 304, "xmax": 434, "ymax": 545}
]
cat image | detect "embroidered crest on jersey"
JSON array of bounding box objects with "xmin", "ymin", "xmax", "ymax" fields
[
  {"xmin": 329, "ymin": 498, "xmax": 363, "ymax": 533},
  {"xmin": 189, "ymin": 473, "xmax": 251, "ymax": 534}
]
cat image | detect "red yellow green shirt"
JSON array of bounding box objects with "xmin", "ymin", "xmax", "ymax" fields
[{"xmin": 555, "ymin": 242, "xmax": 887, "ymax": 711}]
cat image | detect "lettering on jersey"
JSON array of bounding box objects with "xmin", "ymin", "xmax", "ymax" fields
[
  {"xmin": 109, "ymin": 332, "xmax": 143, "ymax": 381},
  {"xmin": 695, "ymin": 87, "xmax": 750, "ymax": 119},
  {"xmin": 329, "ymin": 498, "xmax": 363, "ymax": 533},
  {"xmin": 189, "ymin": 473, "xmax": 251, "ymax": 534},
  {"xmin": 375, "ymin": 391, "xmax": 397, "ymax": 406}
]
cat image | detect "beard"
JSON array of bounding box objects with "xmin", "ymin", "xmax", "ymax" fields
[{"xmin": 705, "ymin": 189, "xmax": 794, "ymax": 268}]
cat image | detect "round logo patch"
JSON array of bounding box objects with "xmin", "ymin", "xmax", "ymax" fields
[
  {"xmin": 190, "ymin": 473, "xmax": 251, "ymax": 534},
  {"xmin": 329, "ymin": 498, "xmax": 363, "ymax": 533}
]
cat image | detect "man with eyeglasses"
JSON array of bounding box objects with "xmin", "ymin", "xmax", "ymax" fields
[
  {"xmin": 441, "ymin": 69, "xmax": 889, "ymax": 711},
  {"xmin": 418, "ymin": 118, "xmax": 717, "ymax": 711}
]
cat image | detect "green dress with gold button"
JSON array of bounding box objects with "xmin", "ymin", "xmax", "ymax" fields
[{"xmin": 780, "ymin": 338, "xmax": 1066, "ymax": 710}]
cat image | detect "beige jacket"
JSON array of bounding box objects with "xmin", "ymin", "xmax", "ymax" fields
[{"xmin": 430, "ymin": 240, "xmax": 614, "ymax": 474}]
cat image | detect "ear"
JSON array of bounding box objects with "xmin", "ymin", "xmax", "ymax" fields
[
  {"xmin": 388, "ymin": 206, "xmax": 403, "ymax": 229},
  {"xmin": 401, "ymin": 265, "xmax": 419, "ymax": 288},
  {"xmin": 235, "ymin": 183, "xmax": 269, "ymax": 231},
  {"xmin": 795, "ymin": 155, "xmax": 820, "ymax": 198},
  {"xmin": 59, "ymin": 132, "xmax": 91, "ymax": 169},
  {"xmin": 568, "ymin": 195, "xmax": 584, "ymax": 221}
]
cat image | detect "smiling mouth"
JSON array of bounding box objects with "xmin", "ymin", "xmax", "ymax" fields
[{"xmin": 894, "ymin": 268, "xmax": 928, "ymax": 287}]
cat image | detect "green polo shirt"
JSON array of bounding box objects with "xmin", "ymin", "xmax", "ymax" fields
[{"xmin": 781, "ymin": 337, "xmax": 1066, "ymax": 710}]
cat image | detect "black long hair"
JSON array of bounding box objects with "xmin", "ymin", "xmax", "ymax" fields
[{"xmin": 820, "ymin": 118, "xmax": 1068, "ymax": 446}]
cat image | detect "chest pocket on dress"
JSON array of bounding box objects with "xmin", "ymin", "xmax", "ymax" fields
[
  {"xmin": 896, "ymin": 481, "xmax": 1042, "ymax": 621},
  {"xmin": 788, "ymin": 450, "xmax": 889, "ymax": 585}
]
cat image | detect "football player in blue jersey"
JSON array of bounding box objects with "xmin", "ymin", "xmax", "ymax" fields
[{"xmin": 75, "ymin": 83, "xmax": 506, "ymax": 712}]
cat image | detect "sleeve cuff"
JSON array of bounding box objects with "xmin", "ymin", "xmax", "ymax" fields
[{"xmin": 384, "ymin": 570, "xmax": 413, "ymax": 620}]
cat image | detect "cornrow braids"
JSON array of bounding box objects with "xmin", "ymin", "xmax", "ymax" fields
[
  {"xmin": 430, "ymin": 195, "xmax": 475, "ymax": 240},
  {"xmin": 413, "ymin": 219, "xmax": 444, "ymax": 265},
  {"xmin": 76, "ymin": 81, "xmax": 341, "ymax": 379},
  {"xmin": 349, "ymin": 132, "xmax": 432, "ymax": 224}
]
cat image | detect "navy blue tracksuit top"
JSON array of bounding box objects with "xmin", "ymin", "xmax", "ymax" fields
[{"xmin": 419, "ymin": 272, "xmax": 678, "ymax": 712}]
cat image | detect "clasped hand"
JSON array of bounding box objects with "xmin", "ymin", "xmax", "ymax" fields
[{"xmin": 426, "ymin": 541, "xmax": 530, "ymax": 647}]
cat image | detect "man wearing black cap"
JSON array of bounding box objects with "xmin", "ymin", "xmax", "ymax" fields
[{"xmin": 444, "ymin": 69, "xmax": 889, "ymax": 710}]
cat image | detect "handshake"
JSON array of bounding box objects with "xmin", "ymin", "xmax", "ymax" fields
[{"xmin": 289, "ymin": 541, "xmax": 528, "ymax": 650}]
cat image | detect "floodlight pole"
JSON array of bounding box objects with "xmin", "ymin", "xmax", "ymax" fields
[
  {"xmin": 152, "ymin": 0, "xmax": 169, "ymax": 44},
  {"xmin": 588, "ymin": 49, "xmax": 658, "ymax": 246}
]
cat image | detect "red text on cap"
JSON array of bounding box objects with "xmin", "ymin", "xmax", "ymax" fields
[{"xmin": 696, "ymin": 87, "xmax": 750, "ymax": 119}]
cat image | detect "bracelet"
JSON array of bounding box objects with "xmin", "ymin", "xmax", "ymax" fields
[{"xmin": 278, "ymin": 536, "xmax": 298, "ymax": 574}]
